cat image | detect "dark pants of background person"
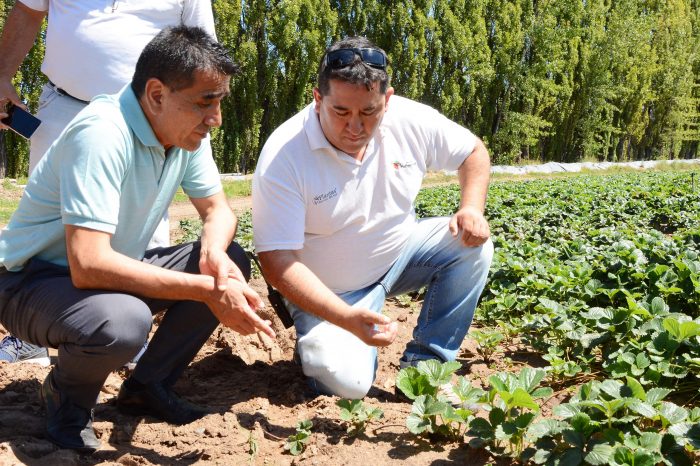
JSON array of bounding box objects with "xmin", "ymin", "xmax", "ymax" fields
[{"xmin": 0, "ymin": 241, "xmax": 249, "ymax": 409}]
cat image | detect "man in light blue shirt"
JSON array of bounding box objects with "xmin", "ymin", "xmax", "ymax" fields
[{"xmin": 0, "ymin": 26, "xmax": 275, "ymax": 452}]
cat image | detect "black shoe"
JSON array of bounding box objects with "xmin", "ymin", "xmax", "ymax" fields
[
  {"xmin": 117, "ymin": 378, "xmax": 208, "ymax": 425},
  {"xmin": 40, "ymin": 371, "xmax": 101, "ymax": 452}
]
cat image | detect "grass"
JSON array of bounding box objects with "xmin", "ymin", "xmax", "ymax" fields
[{"xmin": 171, "ymin": 178, "xmax": 252, "ymax": 203}]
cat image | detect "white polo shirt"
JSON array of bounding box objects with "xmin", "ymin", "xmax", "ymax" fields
[
  {"xmin": 253, "ymin": 95, "xmax": 478, "ymax": 293},
  {"xmin": 20, "ymin": 0, "xmax": 216, "ymax": 102}
]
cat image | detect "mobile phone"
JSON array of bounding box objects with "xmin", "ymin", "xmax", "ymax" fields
[{"xmin": 1, "ymin": 104, "xmax": 41, "ymax": 139}]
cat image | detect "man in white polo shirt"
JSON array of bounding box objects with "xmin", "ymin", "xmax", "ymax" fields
[
  {"xmin": 0, "ymin": 26, "xmax": 275, "ymax": 452},
  {"xmin": 0, "ymin": 0, "xmax": 216, "ymax": 364},
  {"xmin": 253, "ymin": 36, "xmax": 494, "ymax": 399}
]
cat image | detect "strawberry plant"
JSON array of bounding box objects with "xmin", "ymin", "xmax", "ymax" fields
[
  {"xmin": 468, "ymin": 368, "xmax": 552, "ymax": 458},
  {"xmin": 284, "ymin": 420, "xmax": 312, "ymax": 456},
  {"xmin": 336, "ymin": 399, "xmax": 384, "ymax": 436},
  {"xmin": 470, "ymin": 328, "xmax": 504, "ymax": 364},
  {"xmin": 397, "ymin": 361, "xmax": 486, "ymax": 441},
  {"xmin": 526, "ymin": 377, "xmax": 700, "ymax": 465}
]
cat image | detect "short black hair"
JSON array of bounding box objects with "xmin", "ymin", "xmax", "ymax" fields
[
  {"xmin": 132, "ymin": 25, "xmax": 238, "ymax": 97},
  {"xmin": 317, "ymin": 36, "xmax": 390, "ymax": 96}
]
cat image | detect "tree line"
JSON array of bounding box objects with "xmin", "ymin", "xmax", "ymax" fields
[{"xmin": 1, "ymin": 0, "xmax": 699, "ymax": 177}]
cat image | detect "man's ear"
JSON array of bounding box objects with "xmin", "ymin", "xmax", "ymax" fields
[
  {"xmin": 313, "ymin": 87, "xmax": 322, "ymax": 113},
  {"xmin": 384, "ymin": 86, "xmax": 394, "ymax": 111},
  {"xmin": 141, "ymin": 78, "xmax": 166, "ymax": 115}
]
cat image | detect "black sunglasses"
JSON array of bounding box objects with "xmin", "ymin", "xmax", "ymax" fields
[{"xmin": 325, "ymin": 48, "xmax": 388, "ymax": 70}]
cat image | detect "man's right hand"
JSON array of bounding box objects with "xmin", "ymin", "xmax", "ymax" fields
[
  {"xmin": 343, "ymin": 308, "xmax": 398, "ymax": 347},
  {"xmin": 206, "ymin": 277, "xmax": 277, "ymax": 339},
  {"xmin": 0, "ymin": 80, "xmax": 24, "ymax": 131}
]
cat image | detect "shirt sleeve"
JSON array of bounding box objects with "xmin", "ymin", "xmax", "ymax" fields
[
  {"xmin": 18, "ymin": 0, "xmax": 48, "ymax": 12},
  {"xmin": 182, "ymin": 0, "xmax": 217, "ymax": 40},
  {"xmin": 180, "ymin": 139, "xmax": 222, "ymax": 199},
  {"xmin": 58, "ymin": 118, "xmax": 130, "ymax": 233},
  {"xmin": 417, "ymin": 102, "xmax": 478, "ymax": 172},
  {"xmin": 252, "ymin": 146, "xmax": 306, "ymax": 252}
]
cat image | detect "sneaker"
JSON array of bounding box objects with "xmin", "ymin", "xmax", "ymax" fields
[
  {"xmin": 0, "ymin": 336, "xmax": 50, "ymax": 365},
  {"xmin": 117, "ymin": 377, "xmax": 208, "ymax": 425},
  {"xmin": 122, "ymin": 340, "xmax": 148, "ymax": 371},
  {"xmin": 40, "ymin": 371, "xmax": 101, "ymax": 452}
]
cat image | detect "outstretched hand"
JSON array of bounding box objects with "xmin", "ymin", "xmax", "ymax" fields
[
  {"xmin": 344, "ymin": 308, "xmax": 398, "ymax": 347},
  {"xmin": 449, "ymin": 205, "xmax": 490, "ymax": 247}
]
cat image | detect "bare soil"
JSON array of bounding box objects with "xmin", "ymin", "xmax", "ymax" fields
[
  {"xmin": 0, "ymin": 198, "xmax": 534, "ymax": 465},
  {"xmin": 0, "ymin": 277, "xmax": 536, "ymax": 466}
]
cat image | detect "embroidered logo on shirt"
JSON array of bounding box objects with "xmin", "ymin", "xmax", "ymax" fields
[
  {"xmin": 313, "ymin": 188, "xmax": 338, "ymax": 205},
  {"xmin": 392, "ymin": 160, "xmax": 416, "ymax": 170}
]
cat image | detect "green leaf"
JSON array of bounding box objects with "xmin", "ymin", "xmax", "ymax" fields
[
  {"xmin": 624, "ymin": 376, "xmax": 646, "ymax": 400},
  {"xmin": 663, "ymin": 318, "xmax": 700, "ymax": 341},
  {"xmin": 488, "ymin": 373, "xmax": 508, "ymax": 392},
  {"xmin": 658, "ymin": 402, "xmax": 688, "ymax": 425},
  {"xmin": 585, "ymin": 443, "xmax": 614, "ymax": 466},
  {"xmin": 510, "ymin": 388, "xmax": 539, "ymax": 411},
  {"xmin": 396, "ymin": 367, "xmax": 434, "ymax": 399},
  {"xmin": 646, "ymin": 387, "xmax": 673, "ymax": 404},
  {"xmin": 417, "ymin": 360, "xmax": 461, "ymax": 387},
  {"xmin": 489, "ymin": 407, "xmax": 507, "ymax": 426},
  {"xmin": 526, "ymin": 419, "xmax": 568, "ymax": 441},
  {"xmin": 297, "ymin": 420, "xmax": 312, "ymax": 432},
  {"xmin": 553, "ymin": 403, "xmax": 582, "ymax": 418},
  {"xmin": 531, "ymin": 387, "xmax": 554, "ymax": 399},
  {"xmin": 452, "ymin": 376, "xmax": 486, "ymax": 404},
  {"xmin": 649, "ymin": 297, "xmax": 668, "ymax": 315},
  {"xmin": 626, "ymin": 400, "xmax": 657, "ymax": 418},
  {"xmin": 406, "ymin": 395, "xmax": 432, "ymax": 434},
  {"xmin": 468, "ymin": 417, "xmax": 495, "ymax": 439},
  {"xmin": 518, "ymin": 367, "xmax": 546, "ymax": 392},
  {"xmin": 406, "ymin": 412, "xmax": 431, "ymax": 434},
  {"xmin": 637, "ymin": 432, "xmax": 662, "ymax": 452},
  {"xmin": 558, "ymin": 448, "xmax": 585, "ymax": 466},
  {"xmin": 599, "ymin": 379, "xmax": 623, "ymax": 399}
]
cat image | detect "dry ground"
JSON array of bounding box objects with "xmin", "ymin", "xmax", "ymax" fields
[
  {"xmin": 0, "ymin": 273, "xmax": 542, "ymax": 465},
  {"xmin": 0, "ymin": 193, "xmax": 543, "ymax": 465}
]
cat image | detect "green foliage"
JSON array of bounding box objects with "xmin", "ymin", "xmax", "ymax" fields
[
  {"xmin": 2, "ymin": 1, "xmax": 699, "ymax": 176},
  {"xmin": 411, "ymin": 172, "xmax": 700, "ymax": 463},
  {"xmin": 416, "ymin": 172, "xmax": 700, "ymax": 394},
  {"xmin": 284, "ymin": 420, "xmax": 313, "ymax": 456},
  {"xmin": 470, "ymin": 328, "xmax": 504, "ymax": 364},
  {"xmin": 176, "ymin": 210, "xmax": 254, "ymax": 252},
  {"xmin": 336, "ymin": 399, "xmax": 383, "ymax": 436},
  {"xmin": 397, "ymin": 360, "xmax": 486, "ymax": 441},
  {"xmin": 525, "ymin": 377, "xmax": 699, "ymax": 465},
  {"xmin": 468, "ymin": 368, "xmax": 552, "ymax": 458}
]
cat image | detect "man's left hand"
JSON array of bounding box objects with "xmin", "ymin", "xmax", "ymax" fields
[
  {"xmin": 449, "ymin": 206, "xmax": 490, "ymax": 247},
  {"xmin": 199, "ymin": 248, "xmax": 247, "ymax": 290}
]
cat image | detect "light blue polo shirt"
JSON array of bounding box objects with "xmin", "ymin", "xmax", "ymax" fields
[{"xmin": 0, "ymin": 85, "xmax": 221, "ymax": 271}]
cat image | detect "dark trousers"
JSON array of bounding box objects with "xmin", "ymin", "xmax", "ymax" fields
[{"xmin": 0, "ymin": 241, "xmax": 250, "ymax": 409}]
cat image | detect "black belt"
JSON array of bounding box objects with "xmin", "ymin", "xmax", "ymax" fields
[{"xmin": 47, "ymin": 81, "xmax": 91, "ymax": 105}]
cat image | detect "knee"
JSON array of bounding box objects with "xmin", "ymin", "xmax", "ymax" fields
[
  {"xmin": 84, "ymin": 295, "xmax": 151, "ymax": 354},
  {"xmin": 297, "ymin": 327, "xmax": 376, "ymax": 399},
  {"xmin": 226, "ymin": 242, "xmax": 251, "ymax": 281},
  {"xmin": 457, "ymin": 237, "xmax": 494, "ymax": 273}
]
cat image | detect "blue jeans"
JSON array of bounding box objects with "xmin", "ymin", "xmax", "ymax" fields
[{"xmin": 286, "ymin": 217, "xmax": 494, "ymax": 398}]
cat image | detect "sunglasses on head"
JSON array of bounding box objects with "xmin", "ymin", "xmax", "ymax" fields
[{"xmin": 325, "ymin": 48, "xmax": 388, "ymax": 70}]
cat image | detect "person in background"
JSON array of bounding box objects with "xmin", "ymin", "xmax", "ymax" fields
[
  {"xmin": 253, "ymin": 36, "xmax": 493, "ymax": 400},
  {"xmin": 0, "ymin": 0, "xmax": 217, "ymax": 364}
]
